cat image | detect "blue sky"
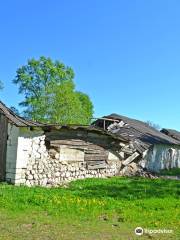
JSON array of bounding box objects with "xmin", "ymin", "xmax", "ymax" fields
[{"xmin": 0, "ymin": 0, "xmax": 180, "ymax": 129}]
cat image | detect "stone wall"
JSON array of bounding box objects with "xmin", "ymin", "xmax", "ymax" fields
[
  {"xmin": 9, "ymin": 129, "xmax": 122, "ymax": 186},
  {"xmin": 8, "ymin": 127, "xmax": 178, "ymax": 186},
  {"xmin": 141, "ymin": 144, "xmax": 180, "ymax": 172}
]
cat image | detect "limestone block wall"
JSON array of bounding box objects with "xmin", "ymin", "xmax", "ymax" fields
[
  {"xmin": 24, "ymin": 150, "xmax": 120, "ymax": 187},
  {"xmin": 5, "ymin": 126, "xmax": 45, "ymax": 184}
]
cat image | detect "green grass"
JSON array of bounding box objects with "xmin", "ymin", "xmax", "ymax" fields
[
  {"xmin": 159, "ymin": 167, "xmax": 180, "ymax": 176},
  {"xmin": 0, "ymin": 177, "xmax": 180, "ymax": 240}
]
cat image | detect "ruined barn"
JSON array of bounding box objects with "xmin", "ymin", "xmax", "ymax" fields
[
  {"xmin": 0, "ymin": 101, "xmax": 141, "ymax": 186},
  {"xmin": 1, "ymin": 100, "xmax": 180, "ymax": 186},
  {"xmin": 93, "ymin": 114, "xmax": 180, "ymax": 173}
]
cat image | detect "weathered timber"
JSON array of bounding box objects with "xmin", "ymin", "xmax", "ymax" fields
[
  {"xmin": 122, "ymin": 152, "xmax": 140, "ymax": 166},
  {"xmin": 46, "ymin": 130, "xmax": 87, "ymax": 140},
  {"xmin": 50, "ymin": 139, "xmax": 87, "ymax": 146},
  {"xmin": 132, "ymin": 142, "xmax": 144, "ymax": 153},
  {"xmin": 47, "ymin": 133, "xmax": 111, "ymax": 163},
  {"xmin": 85, "ymin": 154, "xmax": 108, "ymax": 161},
  {"xmin": 0, "ymin": 114, "xmax": 8, "ymax": 181},
  {"xmin": 87, "ymin": 162, "xmax": 107, "ymax": 170},
  {"xmin": 133, "ymin": 141, "xmax": 148, "ymax": 154},
  {"xmin": 50, "ymin": 139, "xmax": 105, "ymax": 150},
  {"xmin": 46, "ymin": 129, "xmax": 123, "ymax": 150},
  {"xmin": 87, "ymin": 132, "xmax": 118, "ymax": 145},
  {"xmin": 49, "ymin": 140, "xmax": 108, "ymax": 155},
  {"xmin": 84, "ymin": 143, "xmax": 105, "ymax": 150},
  {"xmin": 85, "ymin": 149, "xmax": 105, "ymax": 154},
  {"xmin": 0, "ymin": 101, "xmax": 47, "ymax": 127},
  {"xmin": 85, "ymin": 160, "xmax": 105, "ymax": 165},
  {"xmin": 121, "ymin": 147, "xmax": 133, "ymax": 154}
]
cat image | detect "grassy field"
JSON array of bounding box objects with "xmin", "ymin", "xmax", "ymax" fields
[
  {"xmin": 0, "ymin": 177, "xmax": 180, "ymax": 240},
  {"xmin": 159, "ymin": 167, "xmax": 180, "ymax": 176}
]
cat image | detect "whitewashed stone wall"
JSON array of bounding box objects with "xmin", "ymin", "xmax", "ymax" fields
[
  {"xmin": 6, "ymin": 128, "xmax": 121, "ymax": 186},
  {"xmin": 141, "ymin": 144, "xmax": 180, "ymax": 172},
  {"xmin": 5, "ymin": 126, "xmax": 45, "ymax": 184}
]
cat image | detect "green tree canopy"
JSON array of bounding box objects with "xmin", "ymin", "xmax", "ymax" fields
[{"xmin": 13, "ymin": 56, "xmax": 94, "ymax": 124}]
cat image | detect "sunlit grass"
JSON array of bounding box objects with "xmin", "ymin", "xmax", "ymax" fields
[{"xmin": 0, "ymin": 177, "xmax": 179, "ymax": 239}]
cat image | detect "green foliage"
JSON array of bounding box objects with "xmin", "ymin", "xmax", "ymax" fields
[
  {"xmin": 76, "ymin": 92, "xmax": 94, "ymax": 124},
  {"xmin": 13, "ymin": 56, "xmax": 94, "ymax": 124}
]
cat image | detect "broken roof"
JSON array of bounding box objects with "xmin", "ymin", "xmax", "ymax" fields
[
  {"xmin": 93, "ymin": 113, "xmax": 180, "ymax": 147},
  {"xmin": 161, "ymin": 128, "xmax": 180, "ymax": 142},
  {"xmin": 42, "ymin": 125, "xmax": 128, "ymax": 142},
  {"xmin": 2, "ymin": 100, "xmax": 180, "ymax": 147},
  {"xmin": 0, "ymin": 101, "xmax": 46, "ymax": 127},
  {"xmin": 0, "ymin": 101, "xmax": 128, "ymax": 142}
]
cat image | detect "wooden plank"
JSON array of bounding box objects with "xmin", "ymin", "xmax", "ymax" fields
[
  {"xmin": 133, "ymin": 142, "xmax": 146, "ymax": 154},
  {"xmin": 85, "ymin": 153, "xmax": 107, "ymax": 161},
  {"xmin": 50, "ymin": 139, "xmax": 107, "ymax": 152},
  {"xmin": 0, "ymin": 114, "xmax": 8, "ymax": 181},
  {"xmin": 50, "ymin": 139, "xmax": 88, "ymax": 146},
  {"xmin": 87, "ymin": 162, "xmax": 107, "ymax": 170},
  {"xmin": 86, "ymin": 144, "xmax": 105, "ymax": 151},
  {"xmin": 121, "ymin": 147, "xmax": 133, "ymax": 154},
  {"xmin": 46, "ymin": 129, "xmax": 123, "ymax": 151},
  {"xmin": 86, "ymin": 160, "xmax": 105, "ymax": 165},
  {"xmin": 46, "ymin": 130, "xmax": 87, "ymax": 140},
  {"xmin": 87, "ymin": 132, "xmax": 113, "ymax": 145},
  {"xmin": 85, "ymin": 148, "xmax": 105, "ymax": 154},
  {"xmin": 50, "ymin": 140, "xmax": 106, "ymax": 149},
  {"xmin": 122, "ymin": 152, "xmax": 140, "ymax": 166}
]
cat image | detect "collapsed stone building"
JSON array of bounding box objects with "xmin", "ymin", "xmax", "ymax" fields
[{"xmin": 0, "ymin": 101, "xmax": 180, "ymax": 186}]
